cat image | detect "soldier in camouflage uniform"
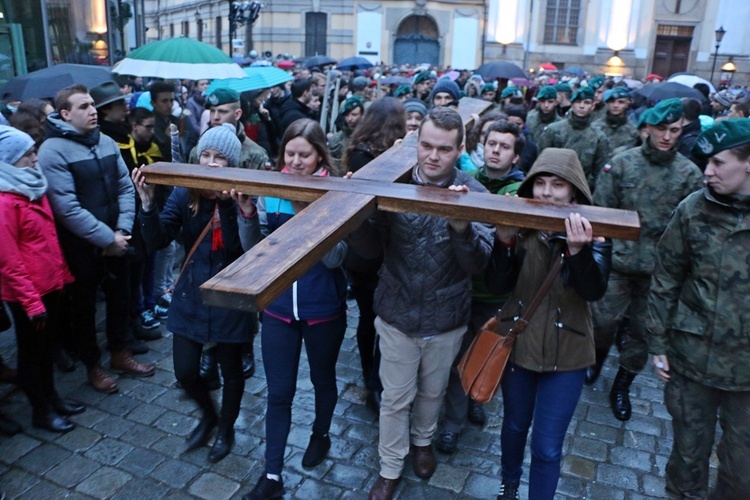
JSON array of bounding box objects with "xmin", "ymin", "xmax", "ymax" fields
[
  {"xmin": 538, "ymin": 86, "xmax": 609, "ymax": 191},
  {"xmin": 328, "ymin": 96, "xmax": 364, "ymax": 167},
  {"xmin": 648, "ymin": 118, "xmax": 750, "ymax": 500},
  {"xmin": 588, "ymin": 76, "xmax": 607, "ymax": 121},
  {"xmin": 555, "ymin": 82, "xmax": 572, "ymax": 117},
  {"xmin": 593, "ymin": 87, "xmax": 640, "ymax": 158},
  {"xmin": 526, "ymin": 85, "xmax": 561, "ymax": 142},
  {"xmin": 592, "ymin": 99, "xmax": 703, "ymax": 422},
  {"xmin": 189, "ymin": 88, "xmax": 270, "ymax": 171}
]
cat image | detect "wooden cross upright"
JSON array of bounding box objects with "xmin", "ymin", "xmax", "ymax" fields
[{"xmin": 141, "ymin": 98, "xmax": 640, "ymax": 312}]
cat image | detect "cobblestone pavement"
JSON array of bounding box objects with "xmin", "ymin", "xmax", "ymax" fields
[{"xmin": 0, "ymin": 300, "xmax": 715, "ymax": 499}]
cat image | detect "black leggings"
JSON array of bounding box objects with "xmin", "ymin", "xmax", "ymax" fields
[{"xmin": 173, "ymin": 335, "xmax": 244, "ymax": 424}]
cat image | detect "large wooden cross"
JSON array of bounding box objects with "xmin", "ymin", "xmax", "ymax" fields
[{"xmin": 141, "ymin": 98, "xmax": 640, "ymax": 312}]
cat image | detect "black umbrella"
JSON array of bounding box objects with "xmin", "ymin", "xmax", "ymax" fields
[
  {"xmin": 563, "ymin": 65, "xmax": 586, "ymax": 78},
  {"xmin": 0, "ymin": 64, "xmax": 116, "ymax": 101},
  {"xmin": 303, "ymin": 56, "xmax": 337, "ymax": 69},
  {"xmin": 475, "ymin": 61, "xmax": 526, "ymax": 80},
  {"xmin": 380, "ymin": 75, "xmax": 411, "ymax": 86},
  {"xmin": 632, "ymin": 82, "xmax": 707, "ymax": 104},
  {"xmin": 337, "ymin": 56, "xmax": 374, "ymax": 71}
]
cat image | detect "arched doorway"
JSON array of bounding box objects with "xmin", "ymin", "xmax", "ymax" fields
[{"xmin": 394, "ymin": 15, "xmax": 439, "ymax": 66}]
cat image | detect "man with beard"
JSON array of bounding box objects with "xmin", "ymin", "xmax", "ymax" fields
[
  {"xmin": 538, "ymin": 86, "xmax": 609, "ymax": 191},
  {"xmin": 435, "ymin": 120, "xmax": 525, "ymax": 455},
  {"xmin": 592, "ymin": 99, "xmax": 703, "ymax": 422},
  {"xmin": 593, "ymin": 87, "xmax": 640, "ymax": 158},
  {"xmin": 527, "ymin": 85, "xmax": 560, "ymax": 142},
  {"xmin": 328, "ymin": 96, "xmax": 365, "ymax": 165}
]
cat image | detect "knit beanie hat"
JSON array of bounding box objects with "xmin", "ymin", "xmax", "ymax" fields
[
  {"xmin": 404, "ymin": 98, "xmax": 427, "ymax": 117},
  {"xmin": 197, "ymin": 123, "xmax": 241, "ymax": 168},
  {"xmin": 712, "ymin": 90, "xmax": 735, "ymax": 108},
  {"xmin": 430, "ymin": 79, "xmax": 460, "ymax": 103},
  {"xmin": 0, "ymin": 125, "xmax": 35, "ymax": 165}
]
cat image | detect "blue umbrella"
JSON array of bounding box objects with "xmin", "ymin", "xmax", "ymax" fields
[
  {"xmin": 206, "ymin": 66, "xmax": 293, "ymax": 93},
  {"xmin": 563, "ymin": 65, "xmax": 586, "ymax": 78},
  {"xmin": 336, "ymin": 56, "xmax": 374, "ymax": 71}
]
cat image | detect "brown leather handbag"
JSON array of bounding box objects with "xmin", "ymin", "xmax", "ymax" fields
[{"xmin": 458, "ymin": 253, "xmax": 564, "ymax": 404}]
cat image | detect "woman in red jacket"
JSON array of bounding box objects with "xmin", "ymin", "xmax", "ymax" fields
[{"xmin": 0, "ymin": 125, "xmax": 81, "ymax": 433}]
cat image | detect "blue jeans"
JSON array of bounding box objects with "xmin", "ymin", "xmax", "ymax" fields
[
  {"xmin": 500, "ymin": 363, "xmax": 585, "ymax": 500},
  {"xmin": 261, "ymin": 314, "xmax": 346, "ymax": 475}
]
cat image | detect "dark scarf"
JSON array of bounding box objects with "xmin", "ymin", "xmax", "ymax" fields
[
  {"xmin": 604, "ymin": 111, "xmax": 628, "ymax": 128},
  {"xmin": 569, "ymin": 113, "xmax": 592, "ymax": 130},
  {"xmin": 539, "ymin": 110, "xmax": 557, "ymax": 124},
  {"xmin": 641, "ymin": 137, "xmax": 676, "ymax": 166}
]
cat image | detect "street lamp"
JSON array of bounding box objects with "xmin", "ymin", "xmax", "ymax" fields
[
  {"xmin": 721, "ymin": 58, "xmax": 737, "ymax": 87},
  {"xmin": 228, "ymin": 0, "xmax": 261, "ymax": 57},
  {"xmin": 709, "ymin": 26, "xmax": 726, "ymax": 87}
]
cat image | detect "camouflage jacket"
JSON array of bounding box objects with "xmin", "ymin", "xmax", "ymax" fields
[
  {"xmin": 647, "ymin": 189, "xmax": 750, "ymax": 391},
  {"xmin": 189, "ymin": 124, "xmax": 269, "ymax": 170},
  {"xmin": 593, "ymin": 113, "xmax": 640, "ymax": 159},
  {"xmin": 537, "ymin": 114, "xmax": 609, "ymax": 191},
  {"xmin": 526, "ymin": 108, "xmax": 560, "ymax": 142},
  {"xmin": 593, "ymin": 140, "xmax": 703, "ymax": 275},
  {"xmin": 328, "ymin": 126, "xmax": 352, "ymax": 162}
]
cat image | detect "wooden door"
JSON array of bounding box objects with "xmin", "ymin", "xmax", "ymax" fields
[{"xmin": 652, "ymin": 36, "xmax": 691, "ymax": 77}]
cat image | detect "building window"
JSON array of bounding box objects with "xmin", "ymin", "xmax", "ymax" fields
[
  {"xmin": 197, "ymin": 20, "xmax": 204, "ymax": 42},
  {"xmin": 183, "ymin": 21, "xmax": 189, "ymax": 37},
  {"xmin": 305, "ymin": 12, "xmax": 327, "ymax": 56},
  {"xmin": 216, "ymin": 16, "xmax": 223, "ymax": 50},
  {"xmin": 170, "ymin": 23, "xmax": 175, "ymax": 38},
  {"xmin": 543, "ymin": 0, "xmax": 581, "ymax": 45}
]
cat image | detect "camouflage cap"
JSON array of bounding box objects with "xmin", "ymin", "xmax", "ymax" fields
[
  {"xmin": 537, "ymin": 85, "xmax": 558, "ymax": 100},
  {"xmin": 588, "ymin": 75, "xmax": 605, "ymax": 89},
  {"xmin": 394, "ymin": 85, "xmax": 412, "ymax": 98},
  {"xmin": 570, "ymin": 86, "xmax": 595, "ymax": 102},
  {"xmin": 339, "ymin": 96, "xmax": 364, "ymax": 116},
  {"xmin": 556, "ymin": 82, "xmax": 572, "ymax": 94},
  {"xmin": 691, "ymin": 118, "xmax": 750, "ymax": 159},
  {"xmin": 413, "ymin": 71, "xmax": 431, "ymax": 85},
  {"xmin": 642, "ymin": 98, "xmax": 683, "ymax": 125},
  {"xmin": 604, "ymin": 87, "xmax": 631, "ymax": 102},
  {"xmin": 205, "ymin": 88, "xmax": 240, "ymax": 108},
  {"xmin": 501, "ymin": 86, "xmax": 522, "ymax": 99}
]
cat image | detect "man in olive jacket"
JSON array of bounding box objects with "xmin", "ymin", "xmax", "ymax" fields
[
  {"xmin": 647, "ymin": 118, "xmax": 750, "ymax": 500},
  {"xmin": 349, "ymin": 107, "xmax": 493, "ymax": 500}
]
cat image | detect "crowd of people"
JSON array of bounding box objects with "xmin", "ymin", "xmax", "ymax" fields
[{"xmin": 0, "ymin": 59, "xmax": 749, "ymax": 500}]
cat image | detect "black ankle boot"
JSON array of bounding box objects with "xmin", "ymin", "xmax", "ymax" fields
[
  {"xmin": 242, "ymin": 342, "xmax": 255, "ymax": 379},
  {"xmin": 186, "ymin": 413, "xmax": 218, "ymax": 451},
  {"xmin": 610, "ymin": 367, "xmax": 636, "ymax": 421},
  {"xmin": 199, "ymin": 347, "xmax": 221, "ymax": 391},
  {"xmin": 585, "ymin": 348, "xmax": 610, "ymax": 386},
  {"xmin": 208, "ymin": 424, "xmax": 234, "ymax": 463}
]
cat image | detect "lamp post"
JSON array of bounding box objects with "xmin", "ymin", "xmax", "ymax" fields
[
  {"xmin": 228, "ymin": 1, "xmax": 261, "ymax": 57},
  {"xmin": 709, "ymin": 26, "xmax": 726, "ymax": 87}
]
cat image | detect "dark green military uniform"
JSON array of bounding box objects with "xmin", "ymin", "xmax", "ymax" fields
[
  {"xmin": 593, "ymin": 113, "xmax": 639, "ymax": 158},
  {"xmin": 328, "ymin": 126, "xmax": 352, "ymax": 164},
  {"xmin": 592, "ymin": 139, "xmax": 703, "ymax": 372},
  {"xmin": 526, "ymin": 108, "xmax": 560, "ymax": 143},
  {"xmin": 647, "ymin": 119, "xmax": 750, "ymax": 500},
  {"xmin": 537, "ymin": 114, "xmax": 609, "ymax": 191}
]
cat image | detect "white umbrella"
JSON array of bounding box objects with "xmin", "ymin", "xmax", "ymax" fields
[{"xmin": 667, "ymin": 73, "xmax": 716, "ymax": 95}]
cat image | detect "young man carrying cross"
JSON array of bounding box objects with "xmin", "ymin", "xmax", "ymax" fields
[{"xmin": 348, "ymin": 107, "xmax": 494, "ymax": 500}]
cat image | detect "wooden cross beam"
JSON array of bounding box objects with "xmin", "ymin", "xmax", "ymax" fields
[{"xmin": 141, "ymin": 98, "xmax": 640, "ymax": 312}]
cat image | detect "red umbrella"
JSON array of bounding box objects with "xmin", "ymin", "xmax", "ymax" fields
[
  {"xmin": 540, "ymin": 63, "xmax": 558, "ymax": 71},
  {"xmin": 277, "ymin": 60, "xmax": 294, "ymax": 70}
]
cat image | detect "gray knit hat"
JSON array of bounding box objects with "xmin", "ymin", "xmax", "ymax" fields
[
  {"xmin": 404, "ymin": 98, "xmax": 427, "ymax": 117},
  {"xmin": 712, "ymin": 90, "xmax": 736, "ymax": 108},
  {"xmin": 197, "ymin": 123, "xmax": 241, "ymax": 168},
  {"xmin": 0, "ymin": 125, "xmax": 35, "ymax": 165}
]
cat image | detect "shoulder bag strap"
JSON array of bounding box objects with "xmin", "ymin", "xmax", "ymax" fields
[{"xmin": 171, "ymin": 218, "xmax": 212, "ymax": 290}]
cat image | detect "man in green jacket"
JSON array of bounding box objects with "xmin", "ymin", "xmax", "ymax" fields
[
  {"xmin": 526, "ymin": 85, "xmax": 561, "ymax": 142},
  {"xmin": 538, "ymin": 86, "xmax": 609, "ymax": 191},
  {"xmin": 436, "ymin": 120, "xmax": 525, "ymax": 455},
  {"xmin": 592, "ymin": 98, "xmax": 703, "ymax": 421},
  {"xmin": 328, "ymin": 96, "xmax": 364, "ymax": 166},
  {"xmin": 593, "ymin": 87, "xmax": 640, "ymax": 158},
  {"xmin": 647, "ymin": 118, "xmax": 750, "ymax": 499}
]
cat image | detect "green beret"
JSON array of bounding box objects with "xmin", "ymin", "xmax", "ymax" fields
[
  {"xmin": 205, "ymin": 88, "xmax": 240, "ymax": 108},
  {"xmin": 604, "ymin": 87, "xmax": 631, "ymax": 102},
  {"xmin": 481, "ymin": 83, "xmax": 496, "ymax": 93},
  {"xmin": 691, "ymin": 118, "xmax": 750, "ymax": 159},
  {"xmin": 393, "ymin": 85, "xmax": 412, "ymax": 98},
  {"xmin": 501, "ymin": 86, "xmax": 521, "ymax": 99},
  {"xmin": 642, "ymin": 98, "xmax": 684, "ymax": 125},
  {"xmin": 588, "ymin": 76, "xmax": 605, "ymax": 89},
  {"xmin": 339, "ymin": 96, "xmax": 364, "ymax": 116},
  {"xmin": 570, "ymin": 86, "xmax": 594, "ymax": 102},
  {"xmin": 413, "ymin": 71, "xmax": 430, "ymax": 85},
  {"xmin": 637, "ymin": 109, "xmax": 654, "ymax": 127},
  {"xmin": 537, "ymin": 85, "xmax": 558, "ymax": 100},
  {"xmin": 556, "ymin": 82, "xmax": 572, "ymax": 94}
]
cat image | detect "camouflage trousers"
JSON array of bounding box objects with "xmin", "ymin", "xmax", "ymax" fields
[
  {"xmin": 665, "ymin": 371, "xmax": 750, "ymax": 500},
  {"xmin": 591, "ymin": 271, "xmax": 650, "ymax": 372}
]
